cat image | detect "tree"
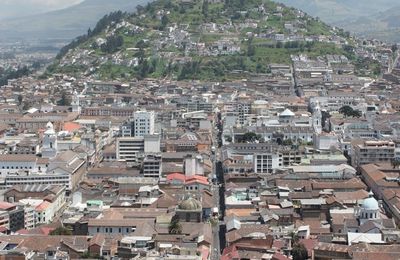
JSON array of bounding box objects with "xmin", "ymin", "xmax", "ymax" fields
[
  {"xmin": 247, "ymin": 44, "xmax": 256, "ymax": 57},
  {"xmin": 339, "ymin": 105, "xmax": 354, "ymax": 118},
  {"xmin": 391, "ymin": 44, "xmax": 398, "ymax": 53},
  {"xmin": 58, "ymin": 91, "xmax": 71, "ymax": 106},
  {"xmin": 202, "ymin": 0, "xmax": 209, "ymax": 18},
  {"xmin": 321, "ymin": 110, "xmax": 331, "ymax": 130},
  {"xmin": 282, "ymin": 139, "xmax": 293, "ymax": 146},
  {"xmin": 276, "ymin": 41, "xmax": 283, "ymax": 48},
  {"xmin": 168, "ymin": 217, "xmax": 182, "ymax": 234},
  {"xmin": 352, "ymin": 109, "xmax": 362, "ymax": 118},
  {"xmin": 241, "ymin": 132, "xmax": 260, "ymax": 143},
  {"xmin": 391, "ymin": 158, "xmax": 400, "ymax": 169},
  {"xmin": 100, "ymin": 35, "xmax": 124, "ymax": 53},
  {"xmin": 50, "ymin": 227, "xmax": 72, "ymax": 236},
  {"xmin": 289, "ymin": 231, "xmax": 299, "ymax": 245},
  {"xmin": 160, "ymin": 15, "xmax": 169, "ymax": 30},
  {"xmin": 17, "ymin": 95, "xmax": 23, "ymax": 105},
  {"xmin": 292, "ymin": 243, "xmax": 308, "ymax": 260}
]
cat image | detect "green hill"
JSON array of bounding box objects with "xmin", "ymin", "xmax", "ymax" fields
[{"xmin": 48, "ymin": 0, "xmax": 354, "ymax": 81}]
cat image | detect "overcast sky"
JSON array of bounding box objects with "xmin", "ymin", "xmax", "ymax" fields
[{"xmin": 0, "ymin": 0, "xmax": 83, "ymax": 19}]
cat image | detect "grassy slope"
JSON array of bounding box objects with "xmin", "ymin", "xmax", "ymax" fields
[{"xmin": 52, "ymin": 0, "xmax": 352, "ymax": 81}]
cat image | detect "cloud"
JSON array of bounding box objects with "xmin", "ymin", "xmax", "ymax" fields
[
  {"xmin": 2, "ymin": 0, "xmax": 83, "ymax": 9},
  {"xmin": 0, "ymin": 0, "xmax": 83, "ymax": 19}
]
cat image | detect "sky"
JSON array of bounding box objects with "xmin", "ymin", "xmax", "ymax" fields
[{"xmin": 0, "ymin": 0, "xmax": 83, "ymax": 19}]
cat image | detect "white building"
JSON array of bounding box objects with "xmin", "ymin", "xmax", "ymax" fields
[
  {"xmin": 117, "ymin": 135, "xmax": 160, "ymax": 166},
  {"xmin": 144, "ymin": 135, "xmax": 160, "ymax": 153},
  {"xmin": 0, "ymin": 155, "xmax": 41, "ymax": 178},
  {"xmin": 253, "ymin": 153, "xmax": 282, "ymax": 174},
  {"xmin": 184, "ymin": 154, "xmax": 204, "ymax": 177},
  {"xmin": 355, "ymin": 192, "xmax": 380, "ymax": 225},
  {"xmin": 314, "ymin": 133, "xmax": 339, "ymax": 150},
  {"xmin": 116, "ymin": 137, "xmax": 145, "ymax": 165},
  {"xmin": 41, "ymin": 122, "xmax": 58, "ymax": 159},
  {"xmin": 313, "ymin": 102, "xmax": 322, "ymax": 134},
  {"xmin": 71, "ymin": 90, "xmax": 81, "ymax": 114},
  {"xmin": 133, "ymin": 111, "xmax": 155, "ymax": 137}
]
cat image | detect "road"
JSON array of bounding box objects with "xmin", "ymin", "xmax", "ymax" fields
[{"xmin": 210, "ymin": 112, "xmax": 225, "ymax": 260}]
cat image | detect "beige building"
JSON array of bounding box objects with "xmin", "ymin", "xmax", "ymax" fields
[{"xmin": 351, "ymin": 140, "xmax": 395, "ymax": 169}]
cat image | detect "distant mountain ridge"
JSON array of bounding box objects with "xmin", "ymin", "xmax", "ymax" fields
[
  {"xmin": 338, "ymin": 5, "xmax": 400, "ymax": 43},
  {"xmin": 0, "ymin": 0, "xmax": 152, "ymax": 42},
  {"xmin": 274, "ymin": 0, "xmax": 399, "ymax": 23},
  {"xmin": 274, "ymin": 0, "xmax": 400, "ymax": 42}
]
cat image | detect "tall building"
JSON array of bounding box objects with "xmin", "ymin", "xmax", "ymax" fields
[
  {"xmin": 116, "ymin": 137, "xmax": 145, "ymax": 165},
  {"xmin": 71, "ymin": 90, "xmax": 81, "ymax": 113},
  {"xmin": 116, "ymin": 135, "xmax": 161, "ymax": 166},
  {"xmin": 253, "ymin": 153, "xmax": 282, "ymax": 174},
  {"xmin": 352, "ymin": 140, "xmax": 395, "ymax": 169},
  {"xmin": 41, "ymin": 122, "xmax": 58, "ymax": 159},
  {"xmin": 184, "ymin": 154, "xmax": 204, "ymax": 177},
  {"xmin": 0, "ymin": 202, "xmax": 25, "ymax": 233},
  {"xmin": 133, "ymin": 111, "xmax": 155, "ymax": 137},
  {"xmin": 142, "ymin": 154, "xmax": 162, "ymax": 178},
  {"xmin": 313, "ymin": 101, "xmax": 322, "ymax": 134}
]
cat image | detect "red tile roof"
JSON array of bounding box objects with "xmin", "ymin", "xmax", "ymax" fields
[
  {"xmin": 63, "ymin": 122, "xmax": 81, "ymax": 132},
  {"xmin": 35, "ymin": 201, "xmax": 51, "ymax": 212},
  {"xmin": 166, "ymin": 173, "xmax": 186, "ymax": 182},
  {"xmin": 0, "ymin": 201, "xmax": 15, "ymax": 210}
]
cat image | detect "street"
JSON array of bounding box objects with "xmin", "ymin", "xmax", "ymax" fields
[{"xmin": 210, "ymin": 112, "xmax": 226, "ymax": 260}]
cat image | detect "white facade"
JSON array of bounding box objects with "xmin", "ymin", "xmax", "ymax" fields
[
  {"xmin": 313, "ymin": 103, "xmax": 322, "ymax": 134},
  {"xmin": 72, "ymin": 90, "xmax": 81, "ymax": 113},
  {"xmin": 23, "ymin": 206, "xmax": 36, "ymax": 229},
  {"xmin": 253, "ymin": 153, "xmax": 282, "ymax": 174},
  {"xmin": 41, "ymin": 122, "xmax": 58, "ymax": 159},
  {"xmin": 133, "ymin": 111, "xmax": 155, "ymax": 137},
  {"xmin": 1, "ymin": 174, "xmax": 70, "ymax": 190},
  {"xmin": 314, "ymin": 133, "xmax": 339, "ymax": 150},
  {"xmin": 184, "ymin": 155, "xmax": 204, "ymax": 177},
  {"xmin": 0, "ymin": 156, "xmax": 39, "ymax": 178},
  {"xmin": 116, "ymin": 137, "xmax": 144, "ymax": 165},
  {"xmin": 144, "ymin": 135, "xmax": 161, "ymax": 153}
]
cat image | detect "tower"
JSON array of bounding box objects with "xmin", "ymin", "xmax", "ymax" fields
[
  {"xmin": 41, "ymin": 122, "xmax": 58, "ymax": 159},
  {"xmin": 313, "ymin": 101, "xmax": 322, "ymax": 134},
  {"xmin": 72, "ymin": 90, "xmax": 81, "ymax": 113}
]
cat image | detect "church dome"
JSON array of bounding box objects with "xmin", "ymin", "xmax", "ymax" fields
[
  {"xmin": 361, "ymin": 194, "xmax": 379, "ymax": 210},
  {"xmin": 178, "ymin": 197, "xmax": 202, "ymax": 211}
]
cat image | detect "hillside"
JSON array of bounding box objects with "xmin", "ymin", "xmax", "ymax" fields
[
  {"xmin": 48, "ymin": 0, "xmax": 355, "ymax": 81},
  {"xmin": 0, "ymin": 0, "xmax": 152, "ymax": 42}
]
